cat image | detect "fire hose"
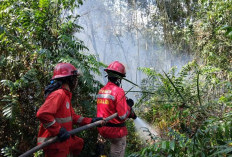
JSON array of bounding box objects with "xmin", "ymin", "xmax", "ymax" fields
[{"xmin": 19, "ymin": 113, "xmax": 118, "ymax": 157}]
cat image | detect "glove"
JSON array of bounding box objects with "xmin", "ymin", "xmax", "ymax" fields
[
  {"xmin": 57, "ymin": 127, "xmax": 70, "ymax": 142},
  {"xmin": 91, "ymin": 117, "xmax": 103, "ymax": 123},
  {"xmin": 128, "ymin": 108, "xmax": 137, "ymax": 120},
  {"xmin": 126, "ymin": 98, "xmax": 134, "ymax": 107}
]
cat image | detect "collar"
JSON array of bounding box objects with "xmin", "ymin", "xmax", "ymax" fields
[{"xmin": 107, "ymin": 81, "xmax": 119, "ymax": 87}]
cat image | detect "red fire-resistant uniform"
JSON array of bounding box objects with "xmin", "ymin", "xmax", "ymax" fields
[
  {"xmin": 37, "ymin": 88, "xmax": 92, "ymax": 156},
  {"xmin": 97, "ymin": 82, "xmax": 131, "ymax": 139}
]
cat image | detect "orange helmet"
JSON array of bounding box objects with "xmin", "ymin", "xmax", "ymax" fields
[
  {"xmin": 52, "ymin": 63, "xmax": 79, "ymax": 80},
  {"xmin": 104, "ymin": 61, "xmax": 126, "ymax": 77}
]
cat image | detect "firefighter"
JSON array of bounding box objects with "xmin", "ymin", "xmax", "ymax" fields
[
  {"xmin": 96, "ymin": 61, "xmax": 137, "ymax": 157},
  {"xmin": 37, "ymin": 63, "xmax": 103, "ymax": 157}
]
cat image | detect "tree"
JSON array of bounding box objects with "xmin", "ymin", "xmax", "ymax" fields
[
  {"xmin": 0, "ymin": 0, "xmax": 104, "ymax": 156},
  {"xmin": 128, "ymin": 0, "xmax": 232, "ymax": 156}
]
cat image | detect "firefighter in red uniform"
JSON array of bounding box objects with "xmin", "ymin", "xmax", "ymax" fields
[
  {"xmin": 96, "ymin": 61, "xmax": 137, "ymax": 157},
  {"xmin": 37, "ymin": 63, "xmax": 103, "ymax": 157}
]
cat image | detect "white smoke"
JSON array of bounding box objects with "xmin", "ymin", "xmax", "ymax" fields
[{"xmin": 74, "ymin": 0, "xmax": 192, "ymax": 101}]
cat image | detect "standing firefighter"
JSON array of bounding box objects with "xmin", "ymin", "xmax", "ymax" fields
[
  {"xmin": 37, "ymin": 63, "xmax": 103, "ymax": 157},
  {"xmin": 96, "ymin": 61, "xmax": 137, "ymax": 157}
]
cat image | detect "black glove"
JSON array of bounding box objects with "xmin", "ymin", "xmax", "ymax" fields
[
  {"xmin": 126, "ymin": 98, "xmax": 134, "ymax": 107},
  {"xmin": 57, "ymin": 127, "xmax": 70, "ymax": 142},
  {"xmin": 91, "ymin": 117, "xmax": 103, "ymax": 123},
  {"xmin": 128, "ymin": 108, "xmax": 137, "ymax": 120}
]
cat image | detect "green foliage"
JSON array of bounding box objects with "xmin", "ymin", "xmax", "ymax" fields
[
  {"xmin": 154, "ymin": 0, "xmax": 232, "ymax": 73},
  {"xmin": 126, "ymin": 120, "xmax": 145, "ymax": 156},
  {"xmin": 221, "ymin": 25, "xmax": 232, "ymax": 39},
  {"xmin": 128, "ymin": 0, "xmax": 232, "ymax": 156},
  {"xmin": 0, "ymin": 0, "xmax": 103, "ymax": 156},
  {"xmin": 130, "ymin": 114, "xmax": 232, "ymax": 157},
  {"xmin": 131, "ymin": 60, "xmax": 231, "ymax": 156},
  {"xmin": 1, "ymin": 142, "xmax": 19, "ymax": 157},
  {"xmin": 133, "ymin": 1, "xmax": 232, "ymax": 155},
  {"xmin": 1, "ymin": 0, "xmax": 231, "ymax": 156},
  {"xmin": 193, "ymin": 0, "xmax": 232, "ymax": 73}
]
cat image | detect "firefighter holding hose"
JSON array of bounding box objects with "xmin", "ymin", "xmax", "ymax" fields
[
  {"xmin": 36, "ymin": 63, "xmax": 103, "ymax": 157},
  {"xmin": 96, "ymin": 61, "xmax": 137, "ymax": 157}
]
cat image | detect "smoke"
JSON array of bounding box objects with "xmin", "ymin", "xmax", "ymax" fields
[{"xmin": 74, "ymin": 0, "xmax": 192, "ymax": 100}]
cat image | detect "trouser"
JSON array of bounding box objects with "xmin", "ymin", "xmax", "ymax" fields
[
  {"xmin": 108, "ymin": 136, "xmax": 126, "ymax": 157},
  {"xmin": 44, "ymin": 136, "xmax": 84, "ymax": 157},
  {"xmin": 96, "ymin": 134, "xmax": 126, "ymax": 157}
]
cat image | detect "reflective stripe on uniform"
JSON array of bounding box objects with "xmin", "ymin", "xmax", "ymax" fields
[
  {"xmin": 43, "ymin": 119, "xmax": 56, "ymax": 129},
  {"xmin": 119, "ymin": 111, "xmax": 129, "ymax": 120},
  {"xmin": 55, "ymin": 116, "xmax": 72, "ymax": 123},
  {"xmin": 37, "ymin": 137, "xmax": 52, "ymax": 144},
  {"xmin": 77, "ymin": 116, "xmax": 84, "ymax": 124},
  {"xmin": 97, "ymin": 94, "xmax": 115, "ymax": 101}
]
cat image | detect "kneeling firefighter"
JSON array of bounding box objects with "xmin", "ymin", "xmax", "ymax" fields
[
  {"xmin": 96, "ymin": 61, "xmax": 137, "ymax": 157},
  {"xmin": 37, "ymin": 63, "xmax": 103, "ymax": 157}
]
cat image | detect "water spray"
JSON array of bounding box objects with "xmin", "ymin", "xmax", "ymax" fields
[
  {"xmin": 121, "ymin": 75, "xmax": 160, "ymax": 144},
  {"xmin": 133, "ymin": 117, "xmax": 159, "ymax": 144}
]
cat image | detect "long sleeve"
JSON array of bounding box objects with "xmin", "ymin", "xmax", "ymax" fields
[
  {"xmin": 36, "ymin": 92, "xmax": 63, "ymax": 136},
  {"xmin": 115, "ymin": 89, "xmax": 130, "ymax": 121},
  {"xmin": 71, "ymin": 107, "xmax": 92, "ymax": 126}
]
